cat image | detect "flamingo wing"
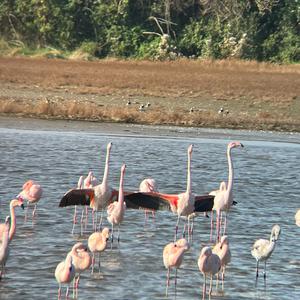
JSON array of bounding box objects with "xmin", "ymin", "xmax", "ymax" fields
[
  {"xmin": 194, "ymin": 195, "xmax": 215, "ymax": 212},
  {"xmin": 59, "ymin": 189, "xmax": 95, "ymax": 207},
  {"xmin": 124, "ymin": 192, "xmax": 172, "ymax": 210}
]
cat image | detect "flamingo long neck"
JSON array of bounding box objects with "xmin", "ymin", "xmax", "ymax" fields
[
  {"xmin": 8, "ymin": 204, "xmax": 16, "ymax": 241},
  {"xmin": 226, "ymin": 147, "xmax": 234, "ymax": 194},
  {"xmin": 118, "ymin": 170, "xmax": 124, "ymax": 206},
  {"xmin": 0, "ymin": 227, "xmax": 9, "ymax": 253},
  {"xmin": 61, "ymin": 254, "xmax": 73, "ymax": 281},
  {"xmin": 186, "ymin": 151, "xmax": 191, "ymax": 195},
  {"xmin": 102, "ymin": 147, "xmax": 111, "ymax": 187}
]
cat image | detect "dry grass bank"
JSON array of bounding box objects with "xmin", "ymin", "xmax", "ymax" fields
[{"xmin": 0, "ymin": 57, "xmax": 299, "ymax": 131}]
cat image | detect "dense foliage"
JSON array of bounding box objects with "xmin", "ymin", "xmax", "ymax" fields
[{"xmin": 0, "ymin": 0, "xmax": 299, "ymax": 62}]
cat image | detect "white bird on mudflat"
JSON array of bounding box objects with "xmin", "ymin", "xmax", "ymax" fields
[
  {"xmin": 251, "ymin": 224, "xmax": 281, "ymax": 278},
  {"xmin": 295, "ymin": 209, "xmax": 300, "ymax": 227}
]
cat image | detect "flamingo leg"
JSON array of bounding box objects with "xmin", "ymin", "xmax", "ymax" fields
[
  {"xmin": 216, "ymin": 210, "xmax": 221, "ymax": 242},
  {"xmin": 223, "ymin": 211, "xmax": 228, "ymax": 235},
  {"xmin": 222, "ymin": 266, "xmax": 225, "ymax": 290},
  {"xmin": 57, "ymin": 284, "xmax": 61, "ymax": 299},
  {"xmin": 256, "ymin": 260, "xmax": 259, "ymax": 278},
  {"xmin": 72, "ymin": 205, "xmax": 77, "ymax": 235},
  {"xmin": 91, "ymin": 253, "xmax": 95, "ymax": 274},
  {"xmin": 94, "ymin": 211, "xmax": 98, "ymax": 232},
  {"xmin": 117, "ymin": 225, "xmax": 120, "ymax": 245},
  {"xmin": 98, "ymin": 209, "xmax": 104, "ymax": 231},
  {"xmin": 174, "ymin": 268, "xmax": 178, "ymax": 298},
  {"xmin": 80, "ymin": 209, "xmax": 84, "ymax": 236},
  {"xmin": 210, "ymin": 211, "xmax": 214, "ymax": 242},
  {"xmin": 208, "ymin": 274, "xmax": 213, "ymax": 295},
  {"xmin": 98, "ymin": 252, "xmax": 101, "ymax": 273},
  {"xmin": 216, "ymin": 271, "xmax": 219, "ymax": 289},
  {"xmin": 85, "ymin": 206, "xmax": 89, "ymax": 230},
  {"xmin": 75, "ymin": 275, "xmax": 80, "ymax": 298},
  {"xmin": 190, "ymin": 217, "xmax": 194, "ymax": 243},
  {"xmin": 263, "ymin": 261, "xmax": 267, "ymax": 278},
  {"xmin": 166, "ymin": 267, "xmax": 170, "ymax": 297},
  {"xmin": 202, "ymin": 274, "xmax": 206, "ymax": 300},
  {"xmin": 111, "ymin": 224, "xmax": 114, "ymax": 249},
  {"xmin": 24, "ymin": 203, "xmax": 29, "ymax": 222},
  {"xmin": 92, "ymin": 210, "xmax": 95, "ymax": 232},
  {"xmin": 66, "ymin": 285, "xmax": 70, "ymax": 298},
  {"xmin": 174, "ymin": 215, "xmax": 180, "ymax": 242},
  {"xmin": 32, "ymin": 204, "xmax": 37, "ymax": 217}
]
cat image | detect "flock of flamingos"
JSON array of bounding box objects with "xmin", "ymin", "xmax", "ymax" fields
[{"xmin": 1, "ymin": 140, "xmax": 300, "ymax": 299}]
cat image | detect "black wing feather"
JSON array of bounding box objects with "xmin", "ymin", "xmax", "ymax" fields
[
  {"xmin": 124, "ymin": 192, "xmax": 170, "ymax": 210},
  {"xmin": 59, "ymin": 189, "xmax": 93, "ymax": 207},
  {"xmin": 194, "ymin": 195, "xmax": 215, "ymax": 212}
]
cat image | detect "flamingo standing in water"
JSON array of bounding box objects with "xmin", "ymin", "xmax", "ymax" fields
[
  {"xmin": 163, "ymin": 238, "xmax": 189, "ymax": 297},
  {"xmin": 210, "ymin": 141, "xmax": 244, "ymax": 242},
  {"xmin": 251, "ymin": 224, "xmax": 281, "ymax": 279},
  {"xmin": 107, "ymin": 164, "xmax": 126, "ymax": 247},
  {"xmin": 295, "ymin": 209, "xmax": 300, "ymax": 227},
  {"xmin": 69, "ymin": 242, "xmax": 91, "ymax": 298},
  {"xmin": 139, "ymin": 178, "xmax": 158, "ymax": 221},
  {"xmin": 60, "ymin": 142, "xmax": 118, "ymax": 231},
  {"xmin": 198, "ymin": 246, "xmax": 221, "ymax": 299},
  {"xmin": 88, "ymin": 227, "xmax": 110, "ymax": 274},
  {"xmin": 54, "ymin": 252, "xmax": 76, "ymax": 299},
  {"xmin": 17, "ymin": 180, "xmax": 42, "ymax": 221},
  {"xmin": 0, "ymin": 216, "xmax": 10, "ymax": 280},
  {"xmin": 0, "ymin": 198, "xmax": 24, "ymax": 243},
  {"xmin": 72, "ymin": 176, "xmax": 84, "ymax": 235},
  {"xmin": 213, "ymin": 235, "xmax": 231, "ymax": 288}
]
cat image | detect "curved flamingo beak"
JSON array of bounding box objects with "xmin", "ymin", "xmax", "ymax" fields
[{"xmin": 21, "ymin": 203, "xmax": 25, "ymax": 210}]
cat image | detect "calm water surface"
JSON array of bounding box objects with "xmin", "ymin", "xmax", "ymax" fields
[{"xmin": 0, "ymin": 122, "xmax": 299, "ymax": 300}]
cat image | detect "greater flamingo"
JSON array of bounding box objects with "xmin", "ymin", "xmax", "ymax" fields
[
  {"xmin": 107, "ymin": 164, "xmax": 126, "ymax": 247},
  {"xmin": 54, "ymin": 252, "xmax": 76, "ymax": 299},
  {"xmin": 0, "ymin": 198, "xmax": 24, "ymax": 243},
  {"xmin": 69, "ymin": 242, "xmax": 91, "ymax": 298},
  {"xmin": 210, "ymin": 141, "xmax": 244, "ymax": 241},
  {"xmin": 0, "ymin": 216, "xmax": 10, "ymax": 280},
  {"xmin": 139, "ymin": 178, "xmax": 158, "ymax": 221},
  {"xmin": 198, "ymin": 246, "xmax": 221, "ymax": 299},
  {"xmin": 212, "ymin": 235, "xmax": 231, "ymax": 288},
  {"xmin": 163, "ymin": 238, "xmax": 189, "ymax": 297},
  {"xmin": 295, "ymin": 209, "xmax": 300, "ymax": 227},
  {"xmin": 251, "ymin": 224, "xmax": 281, "ymax": 279},
  {"xmin": 72, "ymin": 175, "xmax": 84, "ymax": 235},
  {"xmin": 17, "ymin": 180, "xmax": 42, "ymax": 220},
  {"xmin": 88, "ymin": 227, "xmax": 110, "ymax": 274},
  {"xmin": 60, "ymin": 142, "xmax": 118, "ymax": 231}
]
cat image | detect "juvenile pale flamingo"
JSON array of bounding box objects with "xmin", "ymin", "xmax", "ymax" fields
[
  {"xmin": 210, "ymin": 141, "xmax": 244, "ymax": 241},
  {"xmin": 163, "ymin": 238, "xmax": 189, "ymax": 297},
  {"xmin": 0, "ymin": 216, "xmax": 10, "ymax": 280},
  {"xmin": 54, "ymin": 252, "xmax": 76, "ymax": 299},
  {"xmin": 139, "ymin": 178, "xmax": 158, "ymax": 221},
  {"xmin": 17, "ymin": 180, "xmax": 42, "ymax": 220},
  {"xmin": 0, "ymin": 198, "xmax": 24, "ymax": 243},
  {"xmin": 198, "ymin": 246, "xmax": 221, "ymax": 299},
  {"xmin": 69, "ymin": 242, "xmax": 91, "ymax": 298},
  {"xmin": 251, "ymin": 224, "xmax": 281, "ymax": 279},
  {"xmin": 295, "ymin": 209, "xmax": 300, "ymax": 227},
  {"xmin": 88, "ymin": 227, "xmax": 110, "ymax": 274},
  {"xmin": 212, "ymin": 235, "xmax": 231, "ymax": 288},
  {"xmin": 107, "ymin": 164, "xmax": 126, "ymax": 247}
]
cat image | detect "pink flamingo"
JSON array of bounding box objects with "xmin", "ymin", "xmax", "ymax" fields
[
  {"xmin": 211, "ymin": 141, "xmax": 244, "ymax": 242},
  {"xmin": 0, "ymin": 216, "xmax": 10, "ymax": 280},
  {"xmin": 0, "ymin": 198, "xmax": 24, "ymax": 243},
  {"xmin": 198, "ymin": 246, "xmax": 221, "ymax": 299},
  {"xmin": 107, "ymin": 164, "xmax": 126, "ymax": 247},
  {"xmin": 88, "ymin": 227, "xmax": 110, "ymax": 274},
  {"xmin": 54, "ymin": 252, "xmax": 76, "ymax": 299},
  {"xmin": 60, "ymin": 142, "xmax": 118, "ymax": 231},
  {"xmin": 69, "ymin": 242, "xmax": 91, "ymax": 298},
  {"xmin": 72, "ymin": 176, "xmax": 84, "ymax": 235},
  {"xmin": 212, "ymin": 235, "xmax": 231, "ymax": 289},
  {"xmin": 163, "ymin": 238, "xmax": 189, "ymax": 297},
  {"xmin": 18, "ymin": 180, "xmax": 42, "ymax": 220},
  {"xmin": 139, "ymin": 178, "xmax": 158, "ymax": 221}
]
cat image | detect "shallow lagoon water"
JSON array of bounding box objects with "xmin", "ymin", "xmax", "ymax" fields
[{"xmin": 0, "ymin": 120, "xmax": 299, "ymax": 300}]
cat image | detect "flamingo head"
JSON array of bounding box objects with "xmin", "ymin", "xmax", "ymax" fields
[
  {"xmin": 271, "ymin": 224, "xmax": 281, "ymax": 242},
  {"xmin": 11, "ymin": 198, "xmax": 25, "ymax": 209},
  {"xmin": 200, "ymin": 246, "xmax": 212, "ymax": 257},
  {"xmin": 220, "ymin": 235, "xmax": 229, "ymax": 249},
  {"xmin": 228, "ymin": 141, "xmax": 244, "ymax": 150},
  {"xmin": 72, "ymin": 242, "xmax": 85, "ymax": 252},
  {"xmin": 107, "ymin": 142, "xmax": 113, "ymax": 151},
  {"xmin": 175, "ymin": 238, "xmax": 190, "ymax": 251},
  {"xmin": 102, "ymin": 227, "xmax": 110, "ymax": 240},
  {"xmin": 121, "ymin": 164, "xmax": 126, "ymax": 174},
  {"xmin": 5, "ymin": 216, "xmax": 11, "ymax": 225},
  {"xmin": 188, "ymin": 144, "xmax": 193, "ymax": 155}
]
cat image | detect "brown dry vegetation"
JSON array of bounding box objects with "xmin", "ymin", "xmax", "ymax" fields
[{"xmin": 0, "ymin": 57, "xmax": 299, "ymax": 131}]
